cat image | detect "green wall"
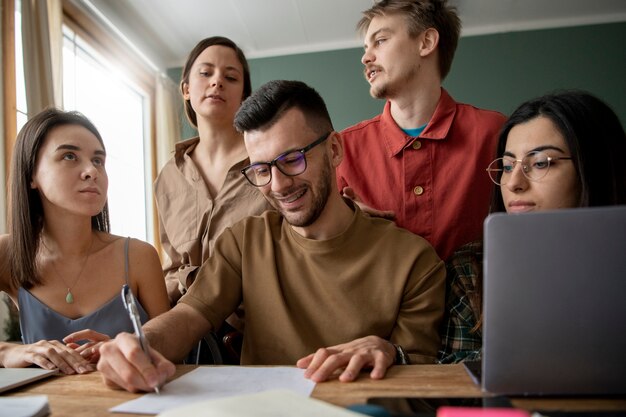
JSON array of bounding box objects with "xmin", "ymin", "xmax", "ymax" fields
[
  {"xmin": 168, "ymin": 21, "xmax": 626, "ymax": 138},
  {"xmin": 446, "ymin": 22, "xmax": 626, "ymax": 121},
  {"xmin": 248, "ymin": 48, "xmax": 382, "ymax": 131}
]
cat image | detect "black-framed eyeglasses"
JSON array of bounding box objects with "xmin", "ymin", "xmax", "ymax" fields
[
  {"xmin": 241, "ymin": 131, "xmax": 332, "ymax": 187},
  {"xmin": 486, "ymin": 151, "xmax": 573, "ymax": 186}
]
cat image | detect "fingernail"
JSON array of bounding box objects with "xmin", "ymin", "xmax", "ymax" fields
[{"xmin": 147, "ymin": 374, "xmax": 159, "ymax": 388}]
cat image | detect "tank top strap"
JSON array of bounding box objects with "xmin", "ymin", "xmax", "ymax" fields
[{"xmin": 124, "ymin": 237, "xmax": 131, "ymax": 286}]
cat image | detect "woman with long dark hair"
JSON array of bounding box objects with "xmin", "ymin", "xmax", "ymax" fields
[
  {"xmin": 0, "ymin": 109, "xmax": 169, "ymax": 373},
  {"xmin": 439, "ymin": 90, "xmax": 626, "ymax": 363}
]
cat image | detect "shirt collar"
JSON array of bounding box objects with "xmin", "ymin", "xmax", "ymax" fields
[
  {"xmin": 380, "ymin": 88, "xmax": 457, "ymax": 157},
  {"xmin": 174, "ymin": 136, "xmax": 200, "ymax": 167},
  {"xmin": 174, "ymin": 136, "xmax": 252, "ymax": 174}
]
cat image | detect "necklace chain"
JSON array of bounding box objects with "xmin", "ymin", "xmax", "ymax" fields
[{"xmin": 49, "ymin": 237, "xmax": 95, "ymax": 304}]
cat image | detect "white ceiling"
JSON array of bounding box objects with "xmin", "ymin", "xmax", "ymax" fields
[{"xmin": 79, "ymin": 0, "xmax": 626, "ymax": 71}]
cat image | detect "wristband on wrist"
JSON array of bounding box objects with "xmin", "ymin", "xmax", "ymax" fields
[{"xmin": 393, "ymin": 343, "xmax": 409, "ymax": 365}]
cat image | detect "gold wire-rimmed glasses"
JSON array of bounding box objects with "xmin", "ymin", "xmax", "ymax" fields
[{"xmin": 486, "ymin": 151, "xmax": 573, "ymax": 186}]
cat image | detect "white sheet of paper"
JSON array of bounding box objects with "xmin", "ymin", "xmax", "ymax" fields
[
  {"xmin": 157, "ymin": 389, "xmax": 362, "ymax": 417},
  {"xmin": 110, "ymin": 367, "xmax": 316, "ymax": 415},
  {"xmin": 0, "ymin": 395, "xmax": 50, "ymax": 417}
]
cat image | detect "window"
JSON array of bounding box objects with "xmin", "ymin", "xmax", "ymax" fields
[
  {"xmin": 14, "ymin": 0, "xmax": 27, "ymax": 131},
  {"xmin": 62, "ymin": 26, "xmax": 152, "ymax": 240},
  {"xmin": 6, "ymin": 1, "xmax": 157, "ymax": 243}
]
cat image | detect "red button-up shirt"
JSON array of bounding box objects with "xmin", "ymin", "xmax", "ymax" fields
[{"xmin": 337, "ymin": 89, "xmax": 506, "ymax": 260}]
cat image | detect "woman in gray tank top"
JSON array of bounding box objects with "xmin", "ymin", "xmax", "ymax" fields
[{"xmin": 0, "ymin": 109, "xmax": 169, "ymax": 374}]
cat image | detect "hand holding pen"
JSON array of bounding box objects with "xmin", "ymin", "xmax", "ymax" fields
[{"xmin": 121, "ymin": 284, "xmax": 161, "ymax": 394}]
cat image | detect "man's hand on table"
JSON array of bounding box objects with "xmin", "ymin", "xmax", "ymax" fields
[
  {"xmin": 296, "ymin": 335, "xmax": 396, "ymax": 383},
  {"xmin": 97, "ymin": 332, "xmax": 175, "ymax": 393}
]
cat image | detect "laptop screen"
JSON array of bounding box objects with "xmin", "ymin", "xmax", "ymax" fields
[{"xmin": 482, "ymin": 205, "xmax": 626, "ymax": 395}]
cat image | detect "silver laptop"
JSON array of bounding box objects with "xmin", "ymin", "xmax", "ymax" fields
[
  {"xmin": 482, "ymin": 205, "xmax": 626, "ymax": 395},
  {"xmin": 0, "ymin": 368, "xmax": 57, "ymax": 393}
]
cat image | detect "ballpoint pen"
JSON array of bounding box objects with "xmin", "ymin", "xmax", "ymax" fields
[{"xmin": 121, "ymin": 284, "xmax": 161, "ymax": 395}]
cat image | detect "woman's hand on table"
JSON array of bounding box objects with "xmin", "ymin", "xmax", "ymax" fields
[
  {"xmin": 0, "ymin": 340, "xmax": 95, "ymax": 374},
  {"xmin": 64, "ymin": 329, "xmax": 111, "ymax": 363}
]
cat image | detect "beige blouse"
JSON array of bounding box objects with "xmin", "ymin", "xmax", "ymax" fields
[{"xmin": 154, "ymin": 137, "xmax": 272, "ymax": 306}]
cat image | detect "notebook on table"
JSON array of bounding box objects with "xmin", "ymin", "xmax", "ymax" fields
[
  {"xmin": 480, "ymin": 205, "xmax": 626, "ymax": 395},
  {"xmin": 0, "ymin": 368, "xmax": 57, "ymax": 393}
]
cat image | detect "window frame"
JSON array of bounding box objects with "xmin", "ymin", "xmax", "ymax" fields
[
  {"xmin": 2, "ymin": 0, "xmax": 17, "ymax": 184},
  {"xmin": 63, "ymin": 0, "xmax": 159, "ymax": 247},
  {"xmin": 1, "ymin": 0, "xmax": 161, "ymax": 249}
]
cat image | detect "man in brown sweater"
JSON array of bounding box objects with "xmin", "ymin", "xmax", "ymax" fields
[{"xmin": 97, "ymin": 80, "xmax": 445, "ymax": 392}]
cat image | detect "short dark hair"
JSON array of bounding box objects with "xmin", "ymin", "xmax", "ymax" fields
[
  {"xmin": 491, "ymin": 90, "xmax": 626, "ymax": 212},
  {"xmin": 180, "ymin": 36, "xmax": 252, "ymax": 128},
  {"xmin": 358, "ymin": 0, "xmax": 461, "ymax": 79},
  {"xmin": 9, "ymin": 108, "xmax": 110, "ymax": 289},
  {"xmin": 234, "ymin": 80, "xmax": 333, "ymax": 135}
]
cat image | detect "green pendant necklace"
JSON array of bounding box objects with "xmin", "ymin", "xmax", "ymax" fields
[
  {"xmin": 51, "ymin": 237, "xmax": 94, "ymax": 304},
  {"xmin": 65, "ymin": 288, "xmax": 75, "ymax": 304}
]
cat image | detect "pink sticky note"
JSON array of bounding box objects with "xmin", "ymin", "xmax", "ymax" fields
[{"xmin": 437, "ymin": 407, "xmax": 531, "ymax": 417}]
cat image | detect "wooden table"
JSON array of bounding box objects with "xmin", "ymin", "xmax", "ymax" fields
[{"xmin": 6, "ymin": 364, "xmax": 626, "ymax": 416}]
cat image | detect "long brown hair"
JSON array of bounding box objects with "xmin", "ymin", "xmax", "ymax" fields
[
  {"xmin": 477, "ymin": 90, "xmax": 626, "ymax": 330},
  {"xmin": 491, "ymin": 90, "xmax": 626, "ymax": 213},
  {"xmin": 8, "ymin": 108, "xmax": 110, "ymax": 289}
]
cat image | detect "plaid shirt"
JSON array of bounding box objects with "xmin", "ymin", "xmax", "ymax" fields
[{"xmin": 438, "ymin": 240, "xmax": 483, "ymax": 363}]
